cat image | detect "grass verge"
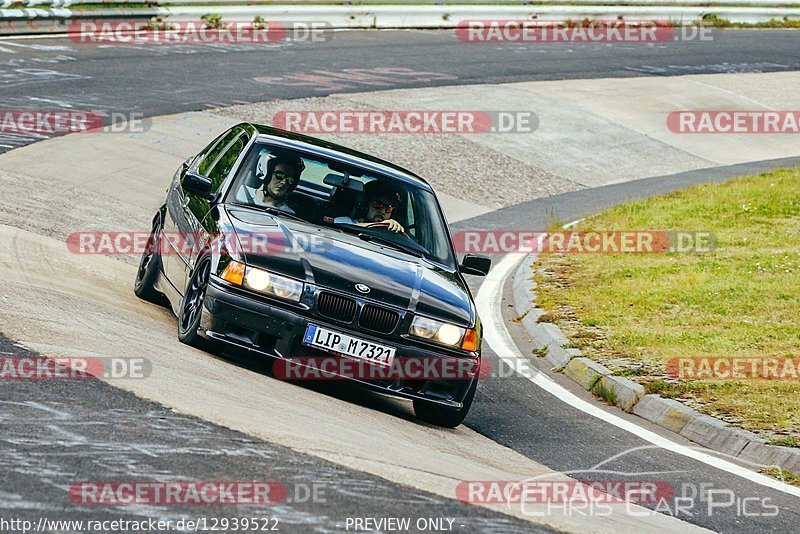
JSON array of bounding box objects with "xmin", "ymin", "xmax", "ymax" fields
[{"xmin": 532, "ymin": 168, "xmax": 800, "ymax": 442}]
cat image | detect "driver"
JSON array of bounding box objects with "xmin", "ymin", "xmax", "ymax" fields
[
  {"xmin": 241, "ymin": 153, "xmax": 304, "ymax": 214},
  {"xmin": 335, "ymin": 180, "xmax": 405, "ymax": 234}
]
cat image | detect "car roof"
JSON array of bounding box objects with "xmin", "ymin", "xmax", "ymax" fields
[{"xmin": 243, "ymin": 123, "xmax": 433, "ymax": 192}]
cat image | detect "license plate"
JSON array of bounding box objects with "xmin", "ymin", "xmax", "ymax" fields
[{"xmin": 303, "ymin": 324, "xmax": 395, "ymax": 367}]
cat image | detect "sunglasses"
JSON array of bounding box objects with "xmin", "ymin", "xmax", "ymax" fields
[
  {"xmin": 272, "ymin": 170, "xmax": 297, "ymax": 185},
  {"xmin": 372, "ymin": 200, "xmax": 395, "ymax": 213}
]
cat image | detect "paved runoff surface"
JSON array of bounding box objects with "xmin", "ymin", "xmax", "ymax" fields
[
  {"xmin": 1, "ymin": 28, "xmax": 800, "ymax": 534},
  {"xmin": 0, "ymin": 334, "xmax": 537, "ymax": 534}
]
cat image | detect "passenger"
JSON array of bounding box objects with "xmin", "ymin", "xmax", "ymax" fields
[
  {"xmin": 335, "ymin": 180, "xmax": 405, "ymax": 234},
  {"xmin": 241, "ymin": 154, "xmax": 303, "ymax": 214}
]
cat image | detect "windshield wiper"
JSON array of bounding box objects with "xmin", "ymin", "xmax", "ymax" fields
[
  {"xmin": 261, "ymin": 206, "xmax": 306, "ymax": 222},
  {"xmin": 357, "ymin": 232, "xmax": 424, "ymax": 258}
]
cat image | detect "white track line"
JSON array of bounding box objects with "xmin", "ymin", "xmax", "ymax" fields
[{"xmin": 476, "ymin": 249, "xmax": 800, "ymax": 499}]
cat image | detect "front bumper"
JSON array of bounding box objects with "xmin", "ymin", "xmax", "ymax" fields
[{"xmin": 200, "ymin": 279, "xmax": 479, "ymax": 408}]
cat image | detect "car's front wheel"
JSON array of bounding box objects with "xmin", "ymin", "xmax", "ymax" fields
[
  {"xmin": 178, "ymin": 257, "xmax": 214, "ymax": 350},
  {"xmin": 134, "ymin": 216, "xmax": 167, "ymax": 306},
  {"xmin": 413, "ymin": 378, "xmax": 477, "ymax": 428}
]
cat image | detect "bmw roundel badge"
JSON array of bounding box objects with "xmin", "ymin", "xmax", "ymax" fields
[{"xmin": 355, "ymin": 283, "xmax": 370, "ymax": 294}]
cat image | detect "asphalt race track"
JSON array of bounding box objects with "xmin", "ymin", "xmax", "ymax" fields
[
  {"xmin": 1, "ymin": 29, "xmax": 800, "ymax": 151},
  {"xmin": 0, "ymin": 334, "xmax": 538, "ymax": 533},
  {"xmin": 1, "ymin": 28, "xmax": 800, "ymax": 533}
]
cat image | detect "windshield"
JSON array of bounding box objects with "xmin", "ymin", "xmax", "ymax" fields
[{"xmin": 224, "ymin": 143, "xmax": 455, "ymax": 267}]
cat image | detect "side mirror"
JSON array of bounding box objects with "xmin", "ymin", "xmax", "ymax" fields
[
  {"xmin": 183, "ymin": 170, "xmax": 213, "ymax": 200},
  {"xmin": 460, "ymin": 254, "xmax": 491, "ymax": 276}
]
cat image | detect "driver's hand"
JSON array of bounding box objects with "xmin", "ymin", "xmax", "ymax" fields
[{"xmin": 368, "ymin": 219, "xmax": 405, "ymax": 233}]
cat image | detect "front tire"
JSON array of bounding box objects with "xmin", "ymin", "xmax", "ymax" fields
[
  {"xmin": 413, "ymin": 378, "xmax": 477, "ymax": 428},
  {"xmin": 178, "ymin": 257, "xmax": 213, "ymax": 350},
  {"xmin": 134, "ymin": 216, "xmax": 167, "ymax": 306}
]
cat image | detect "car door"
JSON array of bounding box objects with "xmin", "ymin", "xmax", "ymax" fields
[
  {"xmin": 162, "ymin": 126, "xmax": 242, "ymax": 294},
  {"xmin": 186, "ymin": 127, "xmax": 252, "ymax": 276}
]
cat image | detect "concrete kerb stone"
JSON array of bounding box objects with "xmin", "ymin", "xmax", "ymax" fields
[
  {"xmin": 739, "ymin": 441, "xmax": 800, "ymax": 475},
  {"xmin": 512, "ymin": 255, "xmax": 534, "ymax": 292},
  {"xmin": 512, "ymin": 254, "xmax": 536, "ymax": 317},
  {"xmin": 513, "ymin": 286, "xmax": 536, "ymax": 318},
  {"xmin": 632, "ymin": 394, "xmax": 698, "ymax": 434},
  {"xmin": 593, "ymin": 375, "xmax": 645, "ymax": 412},
  {"xmin": 564, "ymin": 357, "xmax": 612, "ymax": 391},
  {"xmin": 521, "ymin": 308, "xmax": 546, "ymax": 335},
  {"xmin": 679, "ymin": 414, "xmax": 764, "ymax": 458},
  {"xmin": 545, "ymin": 345, "xmax": 581, "ymax": 371},
  {"xmin": 530, "ymin": 322, "xmax": 570, "ymax": 351}
]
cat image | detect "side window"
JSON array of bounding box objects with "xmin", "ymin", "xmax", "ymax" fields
[
  {"xmin": 299, "ymin": 159, "xmax": 335, "ymax": 193},
  {"xmin": 207, "ymin": 134, "xmax": 247, "ymax": 191},
  {"xmin": 196, "ymin": 129, "xmax": 238, "ymax": 175}
]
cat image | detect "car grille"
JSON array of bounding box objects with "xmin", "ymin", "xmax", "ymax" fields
[
  {"xmin": 292, "ymin": 339, "xmax": 330, "ymax": 359},
  {"xmin": 316, "ymin": 291, "xmax": 357, "ymax": 323},
  {"xmin": 359, "ymin": 304, "xmax": 401, "ymax": 334}
]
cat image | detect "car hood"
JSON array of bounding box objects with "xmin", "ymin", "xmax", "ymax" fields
[{"xmin": 223, "ymin": 206, "xmax": 474, "ymax": 326}]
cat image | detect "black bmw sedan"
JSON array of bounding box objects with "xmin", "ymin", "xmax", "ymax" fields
[{"xmin": 134, "ymin": 122, "xmax": 491, "ymax": 427}]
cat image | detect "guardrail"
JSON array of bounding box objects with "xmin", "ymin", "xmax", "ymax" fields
[
  {"xmin": 6, "ymin": 0, "xmax": 800, "ymax": 5},
  {"xmin": 2, "ymin": 3, "xmax": 799, "ymax": 36},
  {"xmin": 4, "ymin": 0, "xmax": 800, "ymax": 5}
]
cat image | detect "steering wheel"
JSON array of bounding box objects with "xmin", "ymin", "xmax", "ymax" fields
[{"xmin": 366, "ymin": 220, "xmax": 408, "ymax": 238}]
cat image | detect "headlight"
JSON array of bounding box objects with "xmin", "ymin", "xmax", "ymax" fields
[
  {"xmin": 409, "ymin": 316, "xmax": 466, "ymax": 347},
  {"xmin": 221, "ymin": 261, "xmax": 304, "ymax": 302},
  {"xmin": 244, "ymin": 266, "xmax": 303, "ymax": 302},
  {"xmin": 245, "ymin": 268, "xmax": 271, "ymax": 291}
]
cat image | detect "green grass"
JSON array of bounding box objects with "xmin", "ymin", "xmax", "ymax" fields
[
  {"xmin": 770, "ymin": 436, "xmax": 800, "ymax": 448},
  {"xmin": 533, "ymin": 168, "xmax": 800, "ymax": 439},
  {"xmin": 593, "ymin": 380, "xmax": 618, "ymax": 406},
  {"xmin": 761, "ymin": 467, "xmax": 800, "ymax": 486}
]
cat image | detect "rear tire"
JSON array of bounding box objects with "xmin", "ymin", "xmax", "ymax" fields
[
  {"xmin": 134, "ymin": 216, "xmax": 167, "ymax": 306},
  {"xmin": 178, "ymin": 257, "xmax": 215, "ymax": 351},
  {"xmin": 413, "ymin": 378, "xmax": 477, "ymax": 428}
]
